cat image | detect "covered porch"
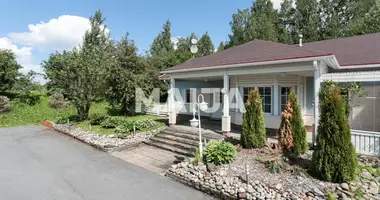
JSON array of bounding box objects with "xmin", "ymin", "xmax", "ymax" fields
[{"xmin": 167, "ymin": 60, "xmax": 325, "ymax": 138}]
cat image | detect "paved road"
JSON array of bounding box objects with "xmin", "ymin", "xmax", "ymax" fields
[{"xmin": 0, "ymin": 126, "xmax": 212, "ymax": 200}]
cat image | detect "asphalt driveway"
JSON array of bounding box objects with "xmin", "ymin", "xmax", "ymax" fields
[{"xmin": 0, "ymin": 126, "xmax": 212, "ymax": 200}]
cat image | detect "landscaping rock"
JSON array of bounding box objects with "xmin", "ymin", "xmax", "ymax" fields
[
  {"xmin": 341, "ymin": 183, "xmax": 349, "ymax": 190},
  {"xmin": 53, "ymin": 124, "xmax": 159, "ymax": 151}
]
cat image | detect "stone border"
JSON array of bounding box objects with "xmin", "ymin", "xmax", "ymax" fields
[
  {"xmin": 166, "ymin": 171, "xmax": 236, "ymax": 200},
  {"xmin": 50, "ymin": 122, "xmax": 165, "ymax": 152}
]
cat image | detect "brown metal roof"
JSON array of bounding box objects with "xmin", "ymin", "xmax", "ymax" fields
[
  {"xmin": 302, "ymin": 32, "xmax": 380, "ymax": 66},
  {"xmin": 163, "ymin": 40, "xmax": 332, "ymax": 72}
]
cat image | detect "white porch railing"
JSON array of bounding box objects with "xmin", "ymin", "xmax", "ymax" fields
[
  {"xmin": 146, "ymin": 103, "xmax": 168, "ymax": 116},
  {"xmin": 351, "ymin": 130, "xmax": 380, "ymax": 156}
]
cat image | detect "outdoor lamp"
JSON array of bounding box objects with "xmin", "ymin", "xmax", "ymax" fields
[
  {"xmin": 190, "ymin": 118, "xmax": 199, "ymax": 128},
  {"xmin": 199, "ymin": 101, "xmax": 208, "ymax": 112}
]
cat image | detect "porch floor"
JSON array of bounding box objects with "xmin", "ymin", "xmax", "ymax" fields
[{"xmin": 175, "ymin": 115, "xmax": 313, "ymax": 145}]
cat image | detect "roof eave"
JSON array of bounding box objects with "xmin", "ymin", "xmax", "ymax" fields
[{"xmin": 161, "ymin": 55, "xmax": 335, "ymax": 74}]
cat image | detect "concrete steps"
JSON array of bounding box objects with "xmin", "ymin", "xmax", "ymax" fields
[{"xmin": 144, "ymin": 127, "xmax": 223, "ymax": 157}]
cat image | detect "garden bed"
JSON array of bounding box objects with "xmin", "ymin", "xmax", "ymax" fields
[
  {"xmin": 53, "ymin": 123, "xmax": 164, "ymax": 152},
  {"xmin": 167, "ymin": 146, "xmax": 380, "ymax": 200}
]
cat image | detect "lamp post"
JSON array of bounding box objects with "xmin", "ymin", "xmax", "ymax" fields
[{"xmin": 189, "ymin": 94, "xmax": 208, "ymax": 159}]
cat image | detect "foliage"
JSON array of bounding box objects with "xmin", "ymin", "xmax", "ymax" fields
[
  {"xmin": 0, "ymin": 49, "xmax": 21, "ymax": 94},
  {"xmin": 50, "ymin": 93, "xmax": 67, "ymax": 109},
  {"xmin": 288, "ymin": 91, "xmax": 307, "ymax": 155},
  {"xmin": 134, "ymin": 118, "xmax": 157, "ymax": 130},
  {"xmin": 192, "ymin": 148, "xmax": 202, "ymax": 165},
  {"xmin": 203, "ymin": 141, "xmax": 237, "ymax": 165},
  {"xmin": 327, "ymin": 192, "xmax": 337, "ymax": 200},
  {"xmin": 0, "ymin": 95, "xmax": 11, "ymax": 113},
  {"xmin": 0, "ymin": 96, "xmax": 77, "ymax": 127},
  {"xmin": 241, "ymin": 89, "xmax": 266, "ymax": 149},
  {"xmin": 278, "ymin": 100, "xmax": 294, "ymax": 152},
  {"xmin": 197, "ymin": 32, "xmax": 215, "ymax": 57},
  {"xmin": 55, "ymin": 116, "xmax": 70, "ymax": 124},
  {"xmin": 266, "ymin": 160, "xmax": 283, "ymax": 174},
  {"xmin": 312, "ymin": 81, "xmax": 358, "ymax": 183},
  {"xmin": 150, "ymin": 19, "xmax": 174, "ymax": 57},
  {"xmin": 43, "ymin": 10, "xmax": 113, "ymax": 120},
  {"xmin": 225, "ymin": 0, "xmax": 380, "ymax": 48},
  {"xmin": 114, "ymin": 121, "xmax": 135, "ymax": 134},
  {"xmin": 89, "ymin": 113, "xmax": 108, "ymax": 125},
  {"xmin": 101, "ymin": 116, "xmax": 123, "ymax": 129}
]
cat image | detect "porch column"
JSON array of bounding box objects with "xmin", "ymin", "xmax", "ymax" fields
[
  {"xmin": 169, "ymin": 78, "xmax": 176, "ymax": 126},
  {"xmin": 222, "ymin": 73, "xmax": 231, "ymax": 134},
  {"xmin": 313, "ymin": 61, "xmax": 320, "ymax": 145}
]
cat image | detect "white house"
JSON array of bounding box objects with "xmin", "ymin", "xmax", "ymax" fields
[{"xmin": 160, "ymin": 33, "xmax": 380, "ymax": 154}]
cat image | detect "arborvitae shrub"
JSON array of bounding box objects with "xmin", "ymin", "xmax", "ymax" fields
[
  {"xmin": 289, "ymin": 91, "xmax": 308, "ymax": 155},
  {"xmin": 278, "ymin": 100, "xmax": 294, "ymax": 153},
  {"xmin": 312, "ymin": 81, "xmax": 358, "ymax": 183},
  {"xmin": 241, "ymin": 89, "xmax": 266, "ymax": 148}
]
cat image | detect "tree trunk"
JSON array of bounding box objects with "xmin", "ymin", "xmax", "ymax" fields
[{"xmin": 77, "ymin": 103, "xmax": 91, "ymax": 121}]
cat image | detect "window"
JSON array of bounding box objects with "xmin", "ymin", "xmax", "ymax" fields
[
  {"xmin": 281, "ymin": 87, "xmax": 292, "ymax": 111},
  {"xmin": 243, "ymin": 86, "xmax": 272, "ymax": 114},
  {"xmin": 186, "ymin": 89, "xmax": 191, "ymax": 103},
  {"xmin": 243, "ymin": 87, "xmax": 254, "ymax": 103},
  {"xmin": 259, "ymin": 87, "xmax": 272, "ymax": 114}
]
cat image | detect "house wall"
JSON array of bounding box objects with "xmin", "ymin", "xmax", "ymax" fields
[{"xmin": 175, "ymin": 79, "xmax": 223, "ymax": 117}]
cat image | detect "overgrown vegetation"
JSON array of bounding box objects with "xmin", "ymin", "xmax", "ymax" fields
[
  {"xmin": 203, "ymin": 141, "xmax": 237, "ymax": 165},
  {"xmin": 0, "ymin": 96, "xmax": 11, "ymax": 113},
  {"xmin": 312, "ymin": 81, "xmax": 358, "ymax": 183},
  {"xmin": 278, "ymin": 91, "xmax": 307, "ymax": 156},
  {"xmin": 49, "ymin": 93, "xmax": 67, "ymax": 109},
  {"xmin": 241, "ymin": 89, "xmax": 266, "ymax": 149}
]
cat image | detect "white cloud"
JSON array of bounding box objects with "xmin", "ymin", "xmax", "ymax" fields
[
  {"xmin": 0, "ymin": 37, "xmax": 37, "ymax": 73},
  {"xmin": 9, "ymin": 15, "xmax": 91, "ymax": 52},
  {"xmin": 171, "ymin": 36, "xmax": 181, "ymax": 50},
  {"xmin": 272, "ymin": 0, "xmax": 283, "ymax": 10}
]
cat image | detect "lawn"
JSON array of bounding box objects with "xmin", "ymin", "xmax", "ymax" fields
[
  {"xmin": 0, "ymin": 96, "xmax": 76, "ymax": 127},
  {"xmin": 0, "ymin": 96, "xmax": 166, "ymax": 134}
]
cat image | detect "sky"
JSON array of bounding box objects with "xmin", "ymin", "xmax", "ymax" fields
[{"xmin": 0, "ymin": 0, "xmax": 283, "ymax": 82}]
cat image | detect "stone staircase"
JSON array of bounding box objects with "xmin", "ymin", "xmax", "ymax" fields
[{"xmin": 144, "ymin": 127, "xmax": 223, "ymax": 157}]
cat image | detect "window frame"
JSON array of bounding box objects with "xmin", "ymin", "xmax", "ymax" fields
[
  {"xmin": 243, "ymin": 85, "xmax": 273, "ymax": 114},
  {"xmin": 280, "ymin": 86, "xmax": 294, "ymax": 112},
  {"xmin": 185, "ymin": 89, "xmax": 191, "ymax": 103}
]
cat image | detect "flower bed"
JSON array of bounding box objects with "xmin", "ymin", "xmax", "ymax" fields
[
  {"xmin": 53, "ymin": 123, "xmax": 163, "ymax": 151},
  {"xmin": 167, "ymin": 146, "xmax": 380, "ymax": 200}
]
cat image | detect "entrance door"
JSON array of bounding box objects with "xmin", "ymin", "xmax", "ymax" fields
[{"xmin": 211, "ymin": 91, "xmax": 223, "ymax": 120}]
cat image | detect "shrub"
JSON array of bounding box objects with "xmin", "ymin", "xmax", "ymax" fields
[
  {"xmin": 241, "ymin": 89, "xmax": 266, "ymax": 148},
  {"xmin": 311, "ymin": 81, "xmax": 358, "ymax": 183},
  {"xmin": 100, "ymin": 116, "xmax": 122, "ymax": 129},
  {"xmin": 266, "ymin": 160, "xmax": 283, "ymax": 174},
  {"xmin": 115, "ymin": 121, "xmax": 134, "ymax": 134},
  {"xmin": 89, "ymin": 113, "xmax": 107, "ymax": 125},
  {"xmin": 203, "ymin": 141, "xmax": 237, "ymax": 165},
  {"xmin": 50, "ymin": 93, "xmax": 67, "ymax": 109},
  {"xmin": 134, "ymin": 118, "xmax": 156, "ymax": 130},
  {"xmin": 192, "ymin": 148, "xmax": 201, "ymax": 165},
  {"xmin": 0, "ymin": 95, "xmax": 11, "ymax": 113},
  {"xmin": 56, "ymin": 116, "xmax": 69, "ymax": 124},
  {"xmin": 278, "ymin": 91, "xmax": 307, "ymax": 156}
]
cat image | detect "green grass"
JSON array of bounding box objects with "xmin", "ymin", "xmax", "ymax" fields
[
  {"xmin": 0, "ymin": 96, "xmax": 166, "ymax": 135},
  {"xmin": 75, "ymin": 115, "xmax": 166, "ymax": 135},
  {"xmin": 0, "ymin": 96, "xmax": 76, "ymax": 127}
]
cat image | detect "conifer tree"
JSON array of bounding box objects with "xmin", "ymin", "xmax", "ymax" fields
[
  {"xmin": 312, "ymin": 81, "xmax": 358, "ymax": 183},
  {"xmin": 278, "ymin": 100, "xmax": 294, "ymax": 153},
  {"xmin": 241, "ymin": 90, "xmax": 266, "ymax": 148}
]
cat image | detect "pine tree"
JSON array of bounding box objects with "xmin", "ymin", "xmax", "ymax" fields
[
  {"xmin": 294, "ymin": 0, "xmax": 320, "ymax": 42},
  {"xmin": 217, "ymin": 42, "xmax": 225, "ymax": 52},
  {"xmin": 247, "ymin": 0, "xmax": 278, "ymax": 42},
  {"xmin": 277, "ymin": 0, "xmax": 296, "ymax": 44},
  {"xmin": 241, "ymin": 90, "xmax": 266, "ymax": 149},
  {"xmin": 312, "ymin": 81, "xmax": 358, "ymax": 183},
  {"xmin": 150, "ymin": 19, "xmax": 174, "ymax": 57},
  {"xmin": 197, "ymin": 32, "xmax": 214, "ymax": 56}
]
